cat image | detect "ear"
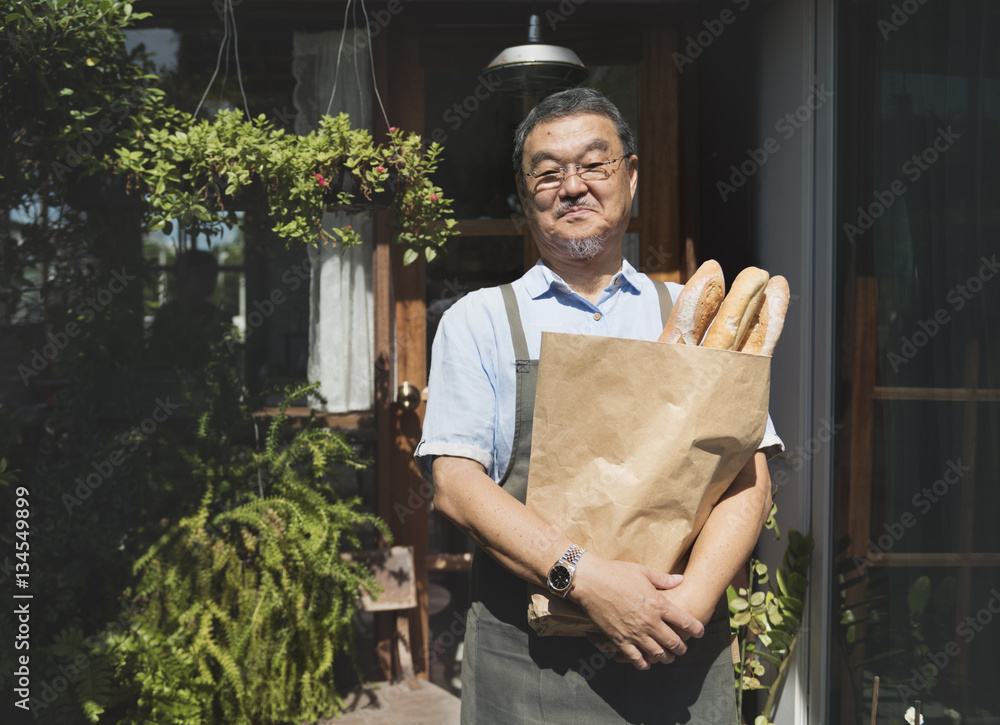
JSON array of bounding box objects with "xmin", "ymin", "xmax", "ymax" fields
[{"xmin": 627, "ymin": 154, "xmax": 639, "ymax": 199}]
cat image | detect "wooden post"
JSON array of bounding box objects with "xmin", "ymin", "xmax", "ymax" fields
[
  {"xmin": 372, "ymin": 26, "xmax": 430, "ymax": 681},
  {"xmin": 639, "ymin": 23, "xmax": 682, "ymax": 282}
]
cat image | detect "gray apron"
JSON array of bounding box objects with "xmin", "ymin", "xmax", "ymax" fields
[{"xmin": 459, "ymin": 282, "xmax": 738, "ymax": 725}]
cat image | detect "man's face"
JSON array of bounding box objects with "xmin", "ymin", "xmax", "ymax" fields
[{"xmin": 517, "ymin": 113, "xmax": 637, "ymax": 263}]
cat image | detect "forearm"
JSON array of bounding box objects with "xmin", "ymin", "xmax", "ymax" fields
[
  {"xmin": 432, "ymin": 454, "xmax": 704, "ymax": 666},
  {"xmin": 671, "ymin": 451, "xmax": 773, "ymax": 624},
  {"xmin": 431, "ymin": 456, "xmax": 572, "ymax": 588}
]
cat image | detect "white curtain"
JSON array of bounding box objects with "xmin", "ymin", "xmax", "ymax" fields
[{"xmin": 292, "ymin": 31, "xmax": 374, "ymax": 413}]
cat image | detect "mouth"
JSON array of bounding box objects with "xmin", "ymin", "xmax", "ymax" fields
[{"xmin": 558, "ymin": 205, "xmax": 594, "ymax": 219}]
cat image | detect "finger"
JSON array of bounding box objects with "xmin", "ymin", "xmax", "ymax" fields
[
  {"xmin": 644, "ymin": 648, "xmax": 675, "ymax": 665},
  {"xmin": 649, "ymin": 623, "xmax": 689, "ymax": 657},
  {"xmin": 664, "ymin": 608, "xmax": 705, "ymax": 640},
  {"xmin": 618, "ymin": 643, "xmax": 652, "ymax": 671},
  {"xmin": 647, "ymin": 571, "xmax": 684, "ymax": 590}
]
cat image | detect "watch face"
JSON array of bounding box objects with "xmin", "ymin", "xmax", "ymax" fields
[{"xmin": 548, "ymin": 564, "xmax": 572, "ymax": 591}]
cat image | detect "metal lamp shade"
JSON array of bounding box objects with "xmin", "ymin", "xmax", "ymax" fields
[{"xmin": 484, "ymin": 43, "xmax": 589, "ymax": 94}]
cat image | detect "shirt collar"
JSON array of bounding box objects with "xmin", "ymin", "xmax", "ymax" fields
[{"xmin": 522, "ymin": 258, "xmax": 643, "ymax": 300}]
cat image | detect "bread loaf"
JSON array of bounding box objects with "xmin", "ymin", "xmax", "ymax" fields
[
  {"xmin": 657, "ymin": 260, "xmax": 725, "ymax": 345},
  {"xmin": 738, "ymin": 276, "xmax": 789, "ymax": 357},
  {"xmin": 701, "ymin": 267, "xmax": 769, "ymax": 350}
]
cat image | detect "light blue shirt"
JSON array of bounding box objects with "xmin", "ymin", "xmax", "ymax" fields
[{"xmin": 415, "ymin": 259, "xmax": 783, "ymax": 482}]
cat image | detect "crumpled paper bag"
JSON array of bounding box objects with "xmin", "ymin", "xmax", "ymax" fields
[{"xmin": 525, "ymin": 332, "xmax": 770, "ymax": 636}]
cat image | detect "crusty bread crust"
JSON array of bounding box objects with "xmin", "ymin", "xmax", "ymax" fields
[
  {"xmin": 738, "ymin": 276, "xmax": 789, "ymax": 356},
  {"xmin": 657, "ymin": 260, "xmax": 725, "ymax": 345},
  {"xmin": 701, "ymin": 267, "xmax": 770, "ymax": 350}
]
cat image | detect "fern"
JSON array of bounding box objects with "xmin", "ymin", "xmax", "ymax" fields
[{"xmin": 105, "ymin": 383, "xmax": 389, "ymax": 724}]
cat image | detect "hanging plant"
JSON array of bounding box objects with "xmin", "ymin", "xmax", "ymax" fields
[{"xmin": 115, "ymin": 107, "xmax": 457, "ymax": 264}]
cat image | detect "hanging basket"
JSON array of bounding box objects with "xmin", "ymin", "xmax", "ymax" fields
[
  {"xmin": 322, "ymin": 167, "xmax": 398, "ymax": 213},
  {"xmin": 215, "ymin": 174, "xmax": 266, "ymax": 213}
]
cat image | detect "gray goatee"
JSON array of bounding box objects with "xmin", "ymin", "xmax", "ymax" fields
[{"xmin": 567, "ymin": 234, "xmax": 606, "ymax": 260}]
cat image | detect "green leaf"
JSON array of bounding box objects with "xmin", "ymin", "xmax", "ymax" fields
[
  {"xmin": 402, "ymin": 248, "xmax": 418, "ymax": 266},
  {"xmin": 730, "ymin": 597, "xmax": 749, "ymax": 613}
]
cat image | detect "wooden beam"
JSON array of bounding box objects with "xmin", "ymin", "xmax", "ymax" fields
[
  {"xmin": 867, "ymin": 553, "xmax": 1000, "ymax": 567},
  {"xmin": 384, "ymin": 26, "xmax": 431, "ymax": 681},
  {"xmin": 872, "ymin": 385, "xmax": 1000, "ymax": 401},
  {"xmin": 639, "ymin": 23, "xmax": 681, "ymax": 281}
]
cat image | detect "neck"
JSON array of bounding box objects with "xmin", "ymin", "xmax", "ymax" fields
[{"xmin": 541, "ymin": 246, "xmax": 623, "ymax": 303}]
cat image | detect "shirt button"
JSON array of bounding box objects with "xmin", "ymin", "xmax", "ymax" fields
[
  {"xmin": 614, "ymin": 278, "xmax": 620, "ymax": 286},
  {"xmin": 593, "ymin": 312, "xmax": 602, "ymax": 321}
]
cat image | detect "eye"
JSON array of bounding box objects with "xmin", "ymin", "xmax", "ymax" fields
[{"xmin": 535, "ymin": 168, "xmax": 561, "ymax": 179}]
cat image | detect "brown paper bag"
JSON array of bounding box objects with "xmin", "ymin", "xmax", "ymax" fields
[{"xmin": 524, "ymin": 332, "xmax": 771, "ymax": 636}]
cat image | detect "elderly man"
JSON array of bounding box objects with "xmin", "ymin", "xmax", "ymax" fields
[{"xmin": 415, "ymin": 88, "xmax": 781, "ymax": 724}]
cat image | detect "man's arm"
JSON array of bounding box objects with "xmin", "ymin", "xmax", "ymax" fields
[
  {"xmin": 660, "ymin": 450, "xmax": 774, "ymax": 625},
  {"xmin": 432, "ymin": 455, "xmax": 706, "ymax": 669}
]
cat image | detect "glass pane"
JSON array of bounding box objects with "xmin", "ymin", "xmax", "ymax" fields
[
  {"xmin": 831, "ymin": 0, "xmax": 1000, "ymax": 722},
  {"xmin": 424, "ymin": 68, "xmax": 528, "ymax": 220}
]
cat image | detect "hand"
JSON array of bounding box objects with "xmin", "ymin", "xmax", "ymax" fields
[
  {"xmin": 585, "ymin": 631, "xmax": 670, "ymax": 666},
  {"xmin": 570, "ymin": 554, "xmax": 705, "ymax": 670}
]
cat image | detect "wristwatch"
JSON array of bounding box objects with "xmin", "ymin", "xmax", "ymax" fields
[{"xmin": 547, "ymin": 545, "xmax": 586, "ymax": 598}]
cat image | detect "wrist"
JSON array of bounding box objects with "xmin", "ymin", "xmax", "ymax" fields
[{"xmin": 546, "ymin": 544, "xmax": 587, "ymax": 598}]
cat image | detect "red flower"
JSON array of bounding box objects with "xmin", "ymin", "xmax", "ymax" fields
[
  {"xmin": 375, "ymin": 165, "xmax": 386, "ymax": 172},
  {"xmin": 345, "ymin": 225, "xmax": 353, "ymax": 230},
  {"xmin": 389, "ymin": 126, "xmax": 398, "ymax": 132},
  {"xmin": 430, "ymin": 194, "xmax": 439, "ymax": 201},
  {"xmin": 314, "ymin": 173, "xmax": 328, "ymax": 187}
]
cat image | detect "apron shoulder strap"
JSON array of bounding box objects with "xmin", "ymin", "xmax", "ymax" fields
[
  {"xmin": 652, "ymin": 279, "xmax": 674, "ymax": 327},
  {"xmin": 499, "ymin": 284, "xmax": 530, "ymax": 360}
]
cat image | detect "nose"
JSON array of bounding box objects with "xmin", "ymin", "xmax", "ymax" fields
[{"xmin": 558, "ymin": 168, "xmax": 589, "ymax": 197}]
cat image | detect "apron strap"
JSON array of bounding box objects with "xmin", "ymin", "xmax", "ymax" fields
[
  {"xmin": 500, "ymin": 284, "xmax": 530, "ymax": 360},
  {"xmin": 652, "ymin": 279, "xmax": 674, "ymax": 326},
  {"xmin": 503, "ymin": 280, "xmax": 673, "ymax": 354}
]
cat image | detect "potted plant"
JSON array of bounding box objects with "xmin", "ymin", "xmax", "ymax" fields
[{"xmin": 115, "ymin": 107, "xmax": 458, "ymax": 263}]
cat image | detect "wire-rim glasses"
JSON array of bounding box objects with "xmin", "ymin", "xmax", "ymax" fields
[{"xmin": 523, "ymin": 155, "xmax": 629, "ymax": 192}]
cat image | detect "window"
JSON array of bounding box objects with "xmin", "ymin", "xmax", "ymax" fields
[{"xmin": 831, "ymin": 2, "xmax": 1000, "ymax": 722}]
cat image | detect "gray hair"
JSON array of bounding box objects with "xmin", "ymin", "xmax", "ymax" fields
[{"xmin": 512, "ymin": 88, "xmax": 637, "ymax": 176}]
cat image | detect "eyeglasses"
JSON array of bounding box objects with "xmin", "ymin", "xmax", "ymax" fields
[{"xmin": 523, "ymin": 156, "xmax": 629, "ymax": 191}]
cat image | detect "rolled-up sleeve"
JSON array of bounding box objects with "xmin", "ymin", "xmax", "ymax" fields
[
  {"xmin": 415, "ymin": 297, "xmax": 500, "ymax": 481},
  {"xmin": 759, "ymin": 413, "xmax": 784, "ymax": 460}
]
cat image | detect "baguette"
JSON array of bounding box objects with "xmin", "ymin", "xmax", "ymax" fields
[
  {"xmin": 657, "ymin": 260, "xmax": 725, "ymax": 345},
  {"xmin": 738, "ymin": 275, "xmax": 789, "ymax": 357},
  {"xmin": 701, "ymin": 267, "xmax": 769, "ymax": 350}
]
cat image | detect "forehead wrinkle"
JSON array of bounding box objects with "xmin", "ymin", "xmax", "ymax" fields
[{"xmin": 527, "ymin": 137, "xmax": 614, "ymax": 169}]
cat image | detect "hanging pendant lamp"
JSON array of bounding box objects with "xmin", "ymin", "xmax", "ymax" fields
[{"xmin": 483, "ymin": 14, "xmax": 588, "ymax": 94}]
